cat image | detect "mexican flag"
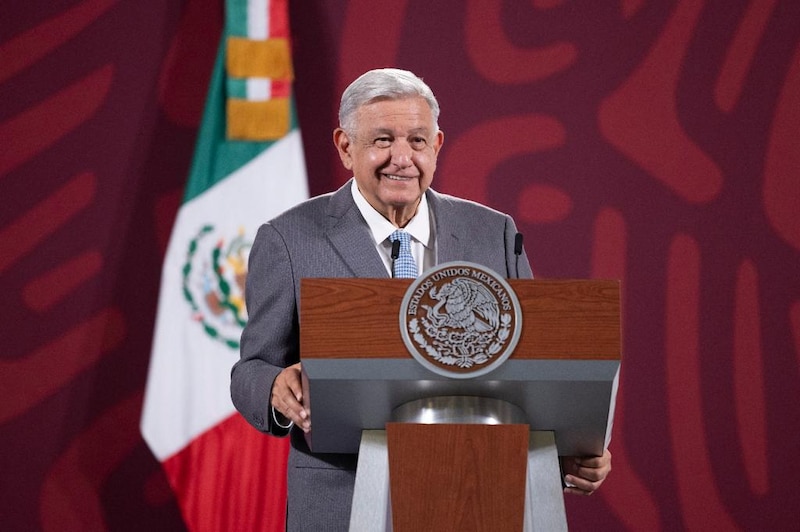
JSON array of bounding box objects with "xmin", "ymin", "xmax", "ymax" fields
[{"xmin": 141, "ymin": 1, "xmax": 306, "ymax": 529}]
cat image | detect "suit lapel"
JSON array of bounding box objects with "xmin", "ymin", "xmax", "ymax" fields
[
  {"xmin": 325, "ymin": 181, "xmax": 389, "ymax": 278},
  {"xmin": 428, "ymin": 189, "xmax": 466, "ymax": 265}
]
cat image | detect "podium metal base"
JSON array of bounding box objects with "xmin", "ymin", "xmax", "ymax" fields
[{"xmin": 525, "ymin": 431, "xmax": 569, "ymax": 532}]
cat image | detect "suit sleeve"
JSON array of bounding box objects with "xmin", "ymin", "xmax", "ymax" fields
[{"xmin": 231, "ymin": 222, "xmax": 298, "ymax": 436}]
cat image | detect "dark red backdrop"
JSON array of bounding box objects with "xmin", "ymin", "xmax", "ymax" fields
[{"xmin": 2, "ymin": 1, "xmax": 799, "ymax": 530}]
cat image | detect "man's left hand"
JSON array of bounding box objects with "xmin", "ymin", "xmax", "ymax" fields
[{"xmin": 561, "ymin": 448, "xmax": 612, "ymax": 496}]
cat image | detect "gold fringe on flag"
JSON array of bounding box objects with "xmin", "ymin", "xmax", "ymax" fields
[
  {"xmin": 225, "ymin": 37, "xmax": 293, "ymax": 141},
  {"xmin": 227, "ymin": 98, "xmax": 290, "ymax": 141},
  {"xmin": 226, "ymin": 37, "xmax": 293, "ymax": 79}
]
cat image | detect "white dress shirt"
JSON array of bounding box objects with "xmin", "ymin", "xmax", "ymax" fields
[{"xmin": 350, "ymin": 179, "xmax": 435, "ymax": 276}]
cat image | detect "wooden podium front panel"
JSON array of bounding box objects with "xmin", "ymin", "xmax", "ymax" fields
[
  {"xmin": 386, "ymin": 423, "xmax": 529, "ymax": 532},
  {"xmin": 300, "ymin": 278, "xmax": 619, "ymax": 360},
  {"xmin": 300, "ymin": 278, "xmax": 410, "ymax": 359}
]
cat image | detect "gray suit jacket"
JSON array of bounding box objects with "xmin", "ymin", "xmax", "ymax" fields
[{"xmin": 232, "ymin": 179, "xmax": 532, "ymax": 530}]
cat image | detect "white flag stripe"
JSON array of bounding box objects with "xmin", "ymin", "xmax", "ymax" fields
[
  {"xmin": 247, "ymin": 78, "xmax": 271, "ymax": 100},
  {"xmin": 248, "ymin": 0, "xmax": 268, "ymax": 39},
  {"xmin": 141, "ymin": 130, "xmax": 307, "ymax": 460}
]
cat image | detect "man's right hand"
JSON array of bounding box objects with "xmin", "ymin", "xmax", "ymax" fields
[{"xmin": 271, "ymin": 362, "xmax": 310, "ymax": 432}]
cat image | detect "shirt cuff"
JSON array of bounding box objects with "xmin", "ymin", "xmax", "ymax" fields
[{"xmin": 271, "ymin": 405, "xmax": 294, "ymax": 430}]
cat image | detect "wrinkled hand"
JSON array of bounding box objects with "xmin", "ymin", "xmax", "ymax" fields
[
  {"xmin": 562, "ymin": 448, "xmax": 612, "ymax": 496},
  {"xmin": 271, "ymin": 362, "xmax": 310, "ymax": 432}
]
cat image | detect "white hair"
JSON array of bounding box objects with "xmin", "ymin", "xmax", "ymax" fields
[{"xmin": 338, "ymin": 68, "xmax": 440, "ymax": 134}]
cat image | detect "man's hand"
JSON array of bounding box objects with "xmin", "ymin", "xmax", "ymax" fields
[
  {"xmin": 562, "ymin": 448, "xmax": 612, "ymax": 496},
  {"xmin": 271, "ymin": 362, "xmax": 310, "ymax": 432}
]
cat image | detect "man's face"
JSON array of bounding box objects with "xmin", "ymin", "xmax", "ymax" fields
[{"xmin": 334, "ymin": 96, "xmax": 444, "ymax": 227}]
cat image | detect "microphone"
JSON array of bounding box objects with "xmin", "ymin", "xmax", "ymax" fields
[
  {"xmin": 391, "ymin": 239, "xmax": 401, "ymax": 278},
  {"xmin": 513, "ymin": 233, "xmax": 523, "ymax": 278}
]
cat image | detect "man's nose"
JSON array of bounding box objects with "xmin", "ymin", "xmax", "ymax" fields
[{"xmin": 391, "ymin": 140, "xmax": 413, "ymax": 168}]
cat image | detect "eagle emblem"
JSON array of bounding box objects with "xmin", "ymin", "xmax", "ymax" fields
[
  {"xmin": 400, "ymin": 262, "xmax": 522, "ymax": 378},
  {"xmin": 182, "ymin": 225, "xmax": 251, "ymax": 349},
  {"xmin": 425, "ymin": 278, "xmax": 500, "ymax": 333}
]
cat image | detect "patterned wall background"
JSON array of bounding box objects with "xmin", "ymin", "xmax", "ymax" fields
[{"xmin": 2, "ymin": 0, "xmax": 799, "ymax": 530}]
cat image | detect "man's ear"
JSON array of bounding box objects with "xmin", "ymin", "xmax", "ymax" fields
[
  {"xmin": 433, "ymin": 129, "xmax": 444, "ymax": 155},
  {"xmin": 333, "ymin": 128, "xmax": 353, "ymax": 170}
]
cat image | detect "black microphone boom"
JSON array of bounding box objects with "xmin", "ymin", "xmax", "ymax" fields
[
  {"xmin": 513, "ymin": 233, "xmax": 524, "ymax": 279},
  {"xmin": 390, "ymin": 239, "xmax": 401, "ymax": 278}
]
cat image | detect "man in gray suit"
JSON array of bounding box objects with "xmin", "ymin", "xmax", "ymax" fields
[{"xmin": 231, "ymin": 68, "xmax": 612, "ymax": 531}]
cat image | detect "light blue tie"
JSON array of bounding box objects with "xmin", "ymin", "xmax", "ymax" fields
[{"xmin": 389, "ymin": 230, "xmax": 418, "ymax": 278}]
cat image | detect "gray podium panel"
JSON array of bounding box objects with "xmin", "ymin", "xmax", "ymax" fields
[{"xmin": 303, "ymin": 357, "xmax": 619, "ymax": 457}]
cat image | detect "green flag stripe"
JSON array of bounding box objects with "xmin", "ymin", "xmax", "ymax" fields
[
  {"xmin": 227, "ymin": 78, "xmax": 247, "ymax": 99},
  {"xmin": 225, "ymin": 0, "xmax": 248, "ymax": 37}
]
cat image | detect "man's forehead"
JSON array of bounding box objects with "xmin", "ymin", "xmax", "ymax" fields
[{"xmin": 351, "ymin": 97, "xmax": 437, "ymax": 135}]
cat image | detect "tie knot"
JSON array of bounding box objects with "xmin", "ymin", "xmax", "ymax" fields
[{"xmin": 389, "ymin": 230, "xmax": 411, "ymax": 247}]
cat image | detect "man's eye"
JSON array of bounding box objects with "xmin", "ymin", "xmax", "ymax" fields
[
  {"xmin": 410, "ymin": 137, "xmax": 427, "ymax": 148},
  {"xmin": 374, "ymin": 138, "xmax": 392, "ymax": 147}
]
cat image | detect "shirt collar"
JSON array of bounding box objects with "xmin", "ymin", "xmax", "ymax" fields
[{"xmin": 350, "ymin": 179, "xmax": 431, "ymax": 247}]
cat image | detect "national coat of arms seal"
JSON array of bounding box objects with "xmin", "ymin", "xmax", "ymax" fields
[
  {"xmin": 399, "ymin": 262, "xmax": 522, "ymax": 378},
  {"xmin": 182, "ymin": 225, "xmax": 251, "ymax": 349}
]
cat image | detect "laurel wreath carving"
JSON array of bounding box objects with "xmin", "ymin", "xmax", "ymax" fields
[{"xmin": 408, "ymin": 312, "xmax": 512, "ymax": 369}]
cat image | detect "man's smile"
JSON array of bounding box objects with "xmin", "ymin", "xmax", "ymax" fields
[{"xmin": 382, "ymin": 173, "xmax": 417, "ymax": 181}]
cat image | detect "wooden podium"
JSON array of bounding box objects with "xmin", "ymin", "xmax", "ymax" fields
[{"xmin": 300, "ymin": 277, "xmax": 620, "ymax": 531}]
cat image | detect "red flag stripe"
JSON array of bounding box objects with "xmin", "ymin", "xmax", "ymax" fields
[{"xmin": 162, "ymin": 414, "xmax": 290, "ymax": 531}]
